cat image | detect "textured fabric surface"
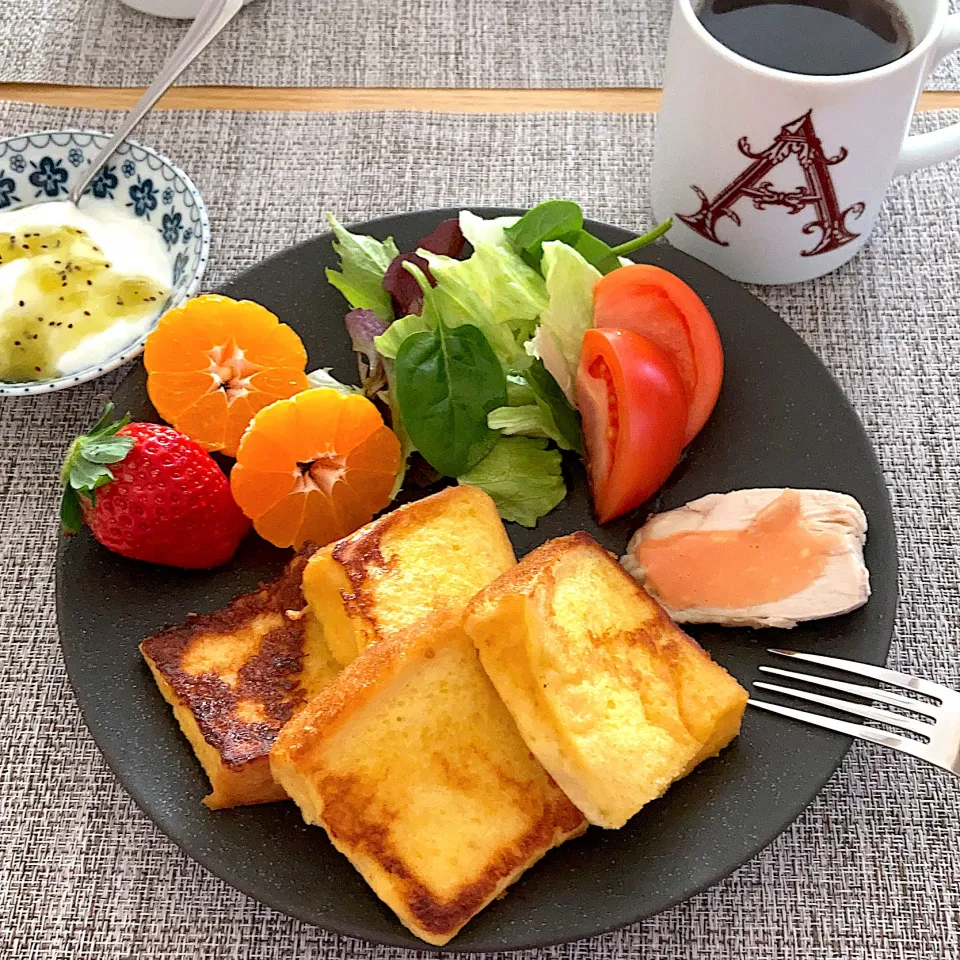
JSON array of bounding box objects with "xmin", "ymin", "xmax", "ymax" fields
[
  {"xmin": 1, "ymin": 100, "xmax": 959, "ymax": 959},
  {"xmin": 4, "ymin": 0, "xmax": 960, "ymax": 90}
]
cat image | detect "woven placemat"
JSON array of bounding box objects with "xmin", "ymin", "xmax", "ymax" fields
[
  {"xmin": 1, "ymin": 100, "xmax": 959, "ymax": 960},
  {"xmin": 4, "ymin": 0, "xmax": 960, "ymax": 90}
]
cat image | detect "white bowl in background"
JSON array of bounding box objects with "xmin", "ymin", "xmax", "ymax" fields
[{"xmin": 119, "ymin": 0, "xmax": 257, "ymax": 19}]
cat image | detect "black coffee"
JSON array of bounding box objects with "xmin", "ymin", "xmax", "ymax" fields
[{"xmin": 697, "ymin": 0, "xmax": 912, "ymax": 76}]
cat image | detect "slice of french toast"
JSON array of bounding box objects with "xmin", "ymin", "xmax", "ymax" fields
[
  {"xmin": 301, "ymin": 485, "xmax": 516, "ymax": 667},
  {"xmin": 141, "ymin": 547, "xmax": 341, "ymax": 809},
  {"xmin": 463, "ymin": 532, "xmax": 749, "ymax": 829},
  {"xmin": 270, "ymin": 613, "xmax": 587, "ymax": 946}
]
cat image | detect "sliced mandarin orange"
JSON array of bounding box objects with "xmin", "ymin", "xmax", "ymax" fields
[
  {"xmin": 144, "ymin": 294, "xmax": 310, "ymax": 457},
  {"xmin": 231, "ymin": 388, "xmax": 402, "ymax": 550}
]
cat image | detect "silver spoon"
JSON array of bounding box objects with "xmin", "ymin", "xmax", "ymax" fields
[{"xmin": 69, "ymin": 0, "xmax": 246, "ymax": 204}]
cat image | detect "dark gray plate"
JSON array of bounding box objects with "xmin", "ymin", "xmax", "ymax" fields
[{"xmin": 55, "ymin": 209, "xmax": 897, "ymax": 952}]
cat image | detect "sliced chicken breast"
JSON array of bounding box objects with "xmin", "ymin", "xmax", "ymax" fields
[{"xmin": 621, "ymin": 488, "xmax": 870, "ymax": 629}]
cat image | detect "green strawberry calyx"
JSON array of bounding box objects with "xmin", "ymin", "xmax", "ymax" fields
[{"xmin": 60, "ymin": 402, "xmax": 136, "ymax": 534}]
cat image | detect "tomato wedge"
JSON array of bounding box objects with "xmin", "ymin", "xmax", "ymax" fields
[
  {"xmin": 593, "ymin": 264, "xmax": 723, "ymax": 444},
  {"xmin": 576, "ymin": 328, "xmax": 688, "ymax": 524}
]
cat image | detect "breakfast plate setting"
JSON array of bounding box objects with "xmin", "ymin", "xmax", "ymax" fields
[
  {"xmin": 5, "ymin": 0, "xmax": 960, "ymax": 957},
  {"xmin": 55, "ymin": 207, "xmax": 899, "ymax": 949}
]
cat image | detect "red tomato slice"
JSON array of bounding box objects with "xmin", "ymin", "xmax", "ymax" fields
[
  {"xmin": 593, "ymin": 264, "xmax": 723, "ymax": 444},
  {"xmin": 576, "ymin": 328, "xmax": 688, "ymax": 524}
]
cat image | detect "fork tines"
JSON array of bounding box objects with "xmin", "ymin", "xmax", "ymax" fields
[{"xmin": 748, "ymin": 649, "xmax": 960, "ymax": 777}]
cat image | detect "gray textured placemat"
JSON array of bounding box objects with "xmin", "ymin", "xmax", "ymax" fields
[
  {"xmin": 4, "ymin": 0, "xmax": 960, "ymax": 90},
  {"xmin": 1, "ymin": 100, "xmax": 959, "ymax": 960}
]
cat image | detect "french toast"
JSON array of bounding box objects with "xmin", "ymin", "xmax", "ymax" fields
[
  {"xmin": 270, "ymin": 613, "xmax": 587, "ymax": 946},
  {"xmin": 301, "ymin": 485, "xmax": 516, "ymax": 667},
  {"xmin": 463, "ymin": 532, "xmax": 749, "ymax": 829},
  {"xmin": 141, "ymin": 547, "xmax": 341, "ymax": 809}
]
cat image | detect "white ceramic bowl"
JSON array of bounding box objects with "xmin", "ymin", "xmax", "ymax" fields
[
  {"xmin": 0, "ymin": 129, "xmax": 210, "ymax": 396},
  {"xmin": 119, "ymin": 0, "xmax": 257, "ymax": 20}
]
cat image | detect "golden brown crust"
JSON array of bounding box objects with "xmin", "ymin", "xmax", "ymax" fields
[
  {"xmin": 318, "ymin": 769, "xmax": 585, "ymax": 941},
  {"xmin": 465, "ymin": 530, "xmax": 747, "ymax": 829},
  {"xmin": 471, "ymin": 531, "xmax": 727, "ymax": 722},
  {"xmin": 141, "ymin": 545, "xmax": 318, "ymax": 771},
  {"xmin": 271, "ymin": 610, "xmax": 588, "ymax": 944},
  {"xmin": 330, "ymin": 519, "xmax": 392, "ymax": 643},
  {"xmin": 271, "ymin": 617, "xmax": 437, "ymax": 761},
  {"xmin": 469, "ymin": 531, "xmax": 597, "ymax": 605},
  {"xmin": 470, "ymin": 531, "xmax": 714, "ymax": 660},
  {"xmin": 328, "ymin": 486, "xmax": 490, "ymax": 643}
]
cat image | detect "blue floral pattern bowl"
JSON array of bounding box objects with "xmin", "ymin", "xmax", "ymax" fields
[{"xmin": 0, "ymin": 129, "xmax": 210, "ymax": 396}]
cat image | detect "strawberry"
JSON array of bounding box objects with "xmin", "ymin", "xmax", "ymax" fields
[{"xmin": 60, "ymin": 404, "xmax": 251, "ymax": 569}]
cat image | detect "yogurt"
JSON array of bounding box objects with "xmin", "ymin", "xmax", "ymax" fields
[{"xmin": 0, "ymin": 200, "xmax": 171, "ymax": 382}]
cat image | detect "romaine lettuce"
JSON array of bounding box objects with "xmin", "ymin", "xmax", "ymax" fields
[
  {"xmin": 527, "ymin": 240, "xmax": 601, "ymax": 403},
  {"xmin": 374, "ymin": 263, "xmax": 520, "ymax": 365},
  {"xmin": 419, "ymin": 210, "xmax": 548, "ymax": 340},
  {"xmin": 458, "ymin": 437, "xmax": 566, "ymax": 527}
]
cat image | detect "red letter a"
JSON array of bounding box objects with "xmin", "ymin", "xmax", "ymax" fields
[{"xmin": 678, "ymin": 111, "xmax": 866, "ymax": 257}]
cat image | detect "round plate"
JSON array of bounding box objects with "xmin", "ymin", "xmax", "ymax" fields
[{"xmin": 55, "ymin": 209, "xmax": 897, "ymax": 951}]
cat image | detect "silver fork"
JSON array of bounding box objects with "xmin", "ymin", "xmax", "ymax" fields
[
  {"xmin": 67, "ymin": 0, "xmax": 245, "ymax": 205},
  {"xmin": 749, "ymin": 649, "xmax": 960, "ymax": 777}
]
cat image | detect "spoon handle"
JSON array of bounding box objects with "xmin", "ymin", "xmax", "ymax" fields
[{"xmin": 69, "ymin": 0, "xmax": 246, "ymax": 204}]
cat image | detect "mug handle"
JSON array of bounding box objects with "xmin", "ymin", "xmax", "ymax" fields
[{"xmin": 896, "ymin": 16, "xmax": 960, "ymax": 176}]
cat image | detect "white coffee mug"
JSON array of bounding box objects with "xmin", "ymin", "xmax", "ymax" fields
[
  {"xmin": 652, "ymin": 0, "xmax": 960, "ymax": 284},
  {"xmin": 120, "ymin": 0, "xmax": 255, "ymax": 18}
]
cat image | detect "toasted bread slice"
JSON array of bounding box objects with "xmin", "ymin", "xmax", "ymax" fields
[
  {"xmin": 302, "ymin": 485, "xmax": 516, "ymax": 667},
  {"xmin": 141, "ymin": 548, "xmax": 341, "ymax": 809},
  {"xmin": 463, "ymin": 532, "xmax": 749, "ymax": 829},
  {"xmin": 270, "ymin": 613, "xmax": 587, "ymax": 946}
]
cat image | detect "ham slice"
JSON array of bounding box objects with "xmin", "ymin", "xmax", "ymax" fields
[{"xmin": 621, "ymin": 488, "xmax": 870, "ymax": 629}]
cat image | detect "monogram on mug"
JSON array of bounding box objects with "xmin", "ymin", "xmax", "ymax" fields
[{"xmin": 679, "ymin": 110, "xmax": 865, "ymax": 259}]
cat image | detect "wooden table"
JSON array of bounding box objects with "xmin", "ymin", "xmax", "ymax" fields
[{"xmin": 4, "ymin": 84, "xmax": 960, "ymax": 113}]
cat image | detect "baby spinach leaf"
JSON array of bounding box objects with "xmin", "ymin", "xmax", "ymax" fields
[
  {"xmin": 570, "ymin": 230, "xmax": 622, "ymax": 275},
  {"xmin": 524, "ymin": 358, "xmax": 583, "ymax": 454},
  {"xmin": 505, "ymin": 200, "xmax": 584, "ymax": 270},
  {"xmin": 609, "ymin": 217, "xmax": 674, "ymax": 257},
  {"xmin": 382, "ymin": 357, "xmax": 416, "ymax": 499},
  {"xmin": 395, "ymin": 320, "xmax": 507, "ymax": 478},
  {"xmin": 573, "ymin": 217, "xmax": 676, "ymax": 275},
  {"xmin": 504, "ymin": 203, "xmax": 671, "ymax": 276}
]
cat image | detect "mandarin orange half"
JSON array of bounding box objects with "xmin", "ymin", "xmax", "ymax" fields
[
  {"xmin": 230, "ymin": 388, "xmax": 402, "ymax": 550},
  {"xmin": 144, "ymin": 295, "xmax": 310, "ymax": 457}
]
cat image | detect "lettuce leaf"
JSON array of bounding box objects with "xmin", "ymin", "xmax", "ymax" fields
[
  {"xmin": 458, "ymin": 437, "xmax": 566, "ymax": 527},
  {"xmin": 374, "ymin": 312, "xmax": 434, "ymax": 360},
  {"xmin": 374, "ymin": 262, "xmax": 520, "ymax": 365},
  {"xmin": 458, "ymin": 211, "xmax": 520, "ymax": 248},
  {"xmin": 324, "ymin": 213, "xmax": 399, "ymax": 321},
  {"xmin": 376, "ymin": 211, "xmax": 547, "ymax": 367},
  {"xmin": 487, "ymin": 404, "xmax": 565, "ymax": 444},
  {"xmin": 306, "ymin": 369, "xmax": 362, "ymax": 396},
  {"xmin": 527, "ymin": 240, "xmax": 601, "ymax": 403},
  {"xmin": 420, "ymin": 210, "xmax": 548, "ymax": 339},
  {"xmin": 488, "ymin": 361, "xmax": 582, "ymax": 453}
]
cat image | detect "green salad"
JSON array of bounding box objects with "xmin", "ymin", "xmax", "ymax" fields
[{"xmin": 324, "ymin": 202, "xmax": 670, "ymax": 526}]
